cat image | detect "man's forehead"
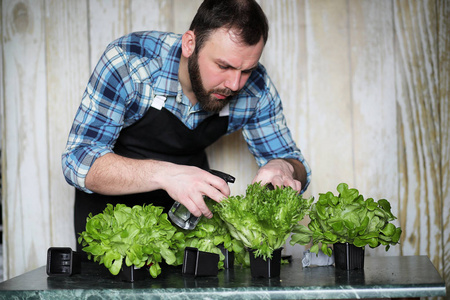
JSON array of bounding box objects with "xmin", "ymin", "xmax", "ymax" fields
[
  {"xmin": 206, "ymin": 27, "xmax": 252, "ymax": 46},
  {"xmin": 199, "ymin": 28, "xmax": 264, "ymax": 60}
]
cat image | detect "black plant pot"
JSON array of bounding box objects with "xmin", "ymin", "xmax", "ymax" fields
[
  {"xmin": 218, "ymin": 244, "xmax": 235, "ymax": 269},
  {"xmin": 118, "ymin": 264, "xmax": 149, "ymax": 282},
  {"xmin": 333, "ymin": 242, "xmax": 365, "ymax": 270},
  {"xmin": 249, "ymin": 248, "xmax": 282, "ymax": 278},
  {"xmin": 46, "ymin": 247, "xmax": 81, "ymax": 276},
  {"xmin": 182, "ymin": 247, "xmax": 219, "ymax": 277}
]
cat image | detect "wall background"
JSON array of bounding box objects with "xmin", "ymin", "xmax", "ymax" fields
[{"xmin": 1, "ymin": 0, "xmax": 448, "ymax": 295}]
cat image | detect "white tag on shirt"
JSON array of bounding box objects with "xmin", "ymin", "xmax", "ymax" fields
[
  {"xmin": 219, "ymin": 103, "xmax": 230, "ymax": 117},
  {"xmin": 151, "ymin": 95, "xmax": 166, "ymax": 110}
]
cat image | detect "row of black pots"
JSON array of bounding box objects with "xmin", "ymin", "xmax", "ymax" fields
[
  {"xmin": 247, "ymin": 243, "xmax": 365, "ymax": 278},
  {"xmin": 117, "ymin": 246, "xmax": 280, "ymax": 281},
  {"xmin": 116, "ymin": 246, "xmax": 235, "ymax": 281},
  {"xmin": 182, "ymin": 247, "xmax": 284, "ymax": 278},
  {"xmin": 249, "ymin": 243, "xmax": 365, "ymax": 277},
  {"xmin": 116, "ymin": 243, "xmax": 365, "ymax": 282}
]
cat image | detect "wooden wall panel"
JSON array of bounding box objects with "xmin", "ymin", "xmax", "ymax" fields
[
  {"xmin": 172, "ymin": 0, "xmax": 203, "ymax": 34},
  {"xmin": 131, "ymin": 0, "xmax": 172, "ymax": 33},
  {"xmin": 348, "ymin": 1, "xmax": 399, "ymax": 257},
  {"xmin": 305, "ymin": 0, "xmax": 354, "ymax": 195},
  {"xmin": 348, "ymin": 0, "xmax": 397, "ymax": 201},
  {"xmin": 0, "ymin": 0, "xmax": 4, "ymax": 278},
  {"xmin": 45, "ymin": 0, "xmax": 90, "ymax": 252},
  {"xmin": 88, "ymin": 0, "xmax": 131, "ymax": 69},
  {"xmin": 438, "ymin": 0, "xmax": 450, "ymax": 293},
  {"xmin": 2, "ymin": 0, "xmax": 50, "ymax": 278},
  {"xmin": 394, "ymin": 0, "xmax": 443, "ymax": 275}
]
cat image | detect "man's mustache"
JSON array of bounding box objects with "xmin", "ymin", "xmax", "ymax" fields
[{"xmin": 210, "ymin": 88, "xmax": 238, "ymax": 98}]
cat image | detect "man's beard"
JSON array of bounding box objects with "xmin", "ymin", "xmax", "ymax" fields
[{"xmin": 188, "ymin": 51, "xmax": 236, "ymax": 113}]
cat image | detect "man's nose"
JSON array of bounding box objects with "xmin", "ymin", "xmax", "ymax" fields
[{"xmin": 224, "ymin": 70, "xmax": 241, "ymax": 91}]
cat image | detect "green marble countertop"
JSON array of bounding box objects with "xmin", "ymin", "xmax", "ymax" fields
[{"xmin": 0, "ymin": 255, "xmax": 446, "ymax": 299}]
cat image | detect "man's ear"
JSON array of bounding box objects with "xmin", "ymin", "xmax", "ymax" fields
[{"xmin": 181, "ymin": 30, "xmax": 196, "ymax": 58}]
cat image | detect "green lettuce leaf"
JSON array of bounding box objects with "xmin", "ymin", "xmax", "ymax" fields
[{"xmin": 78, "ymin": 203, "xmax": 185, "ymax": 278}]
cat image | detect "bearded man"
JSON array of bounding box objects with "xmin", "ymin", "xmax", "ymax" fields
[{"xmin": 62, "ymin": 0, "xmax": 311, "ymax": 250}]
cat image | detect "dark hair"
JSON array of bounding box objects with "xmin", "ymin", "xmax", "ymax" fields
[{"xmin": 189, "ymin": 0, "xmax": 269, "ymax": 53}]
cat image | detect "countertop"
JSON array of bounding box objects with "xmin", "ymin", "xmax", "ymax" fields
[{"xmin": 0, "ymin": 255, "xmax": 446, "ymax": 299}]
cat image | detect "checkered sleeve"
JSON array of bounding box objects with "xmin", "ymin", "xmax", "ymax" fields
[{"xmin": 61, "ymin": 44, "xmax": 135, "ymax": 192}]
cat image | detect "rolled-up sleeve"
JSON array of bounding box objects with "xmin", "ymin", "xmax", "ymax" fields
[{"xmin": 61, "ymin": 45, "xmax": 134, "ymax": 192}]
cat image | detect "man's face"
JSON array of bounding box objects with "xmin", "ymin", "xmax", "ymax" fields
[{"xmin": 188, "ymin": 28, "xmax": 264, "ymax": 113}]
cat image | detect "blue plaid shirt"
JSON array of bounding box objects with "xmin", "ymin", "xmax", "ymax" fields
[{"xmin": 62, "ymin": 31, "xmax": 311, "ymax": 193}]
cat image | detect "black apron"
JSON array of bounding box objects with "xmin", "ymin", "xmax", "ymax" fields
[{"xmin": 75, "ymin": 105, "xmax": 228, "ymax": 251}]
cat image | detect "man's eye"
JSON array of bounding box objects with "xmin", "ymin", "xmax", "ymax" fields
[{"xmin": 218, "ymin": 65, "xmax": 228, "ymax": 70}]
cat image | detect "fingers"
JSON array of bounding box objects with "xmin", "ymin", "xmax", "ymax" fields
[
  {"xmin": 271, "ymin": 177, "xmax": 302, "ymax": 192},
  {"xmin": 191, "ymin": 173, "xmax": 231, "ymax": 217},
  {"xmin": 204, "ymin": 174, "xmax": 231, "ymax": 202},
  {"xmin": 167, "ymin": 168, "xmax": 231, "ymax": 219},
  {"xmin": 253, "ymin": 174, "xmax": 302, "ymax": 192},
  {"xmin": 178, "ymin": 186, "xmax": 229, "ymax": 219},
  {"xmin": 179, "ymin": 194, "xmax": 213, "ymax": 218}
]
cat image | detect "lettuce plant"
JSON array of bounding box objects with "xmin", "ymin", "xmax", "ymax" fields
[
  {"xmin": 290, "ymin": 183, "xmax": 402, "ymax": 256},
  {"xmin": 78, "ymin": 203, "xmax": 185, "ymax": 278},
  {"xmin": 214, "ymin": 183, "xmax": 313, "ymax": 260},
  {"xmin": 182, "ymin": 199, "xmax": 249, "ymax": 268}
]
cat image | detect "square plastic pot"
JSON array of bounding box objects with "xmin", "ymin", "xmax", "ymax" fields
[
  {"xmin": 182, "ymin": 247, "xmax": 219, "ymax": 277},
  {"xmin": 333, "ymin": 242, "xmax": 365, "ymax": 270},
  {"xmin": 46, "ymin": 247, "xmax": 81, "ymax": 276},
  {"xmin": 249, "ymin": 247, "xmax": 282, "ymax": 278},
  {"xmin": 218, "ymin": 244, "xmax": 235, "ymax": 269},
  {"xmin": 117, "ymin": 264, "xmax": 149, "ymax": 282}
]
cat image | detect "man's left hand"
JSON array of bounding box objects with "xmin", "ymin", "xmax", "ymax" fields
[{"xmin": 252, "ymin": 159, "xmax": 303, "ymax": 192}]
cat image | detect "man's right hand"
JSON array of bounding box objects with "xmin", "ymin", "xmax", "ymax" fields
[
  {"xmin": 159, "ymin": 165, "xmax": 230, "ymax": 218},
  {"xmin": 85, "ymin": 153, "xmax": 230, "ymax": 218}
]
